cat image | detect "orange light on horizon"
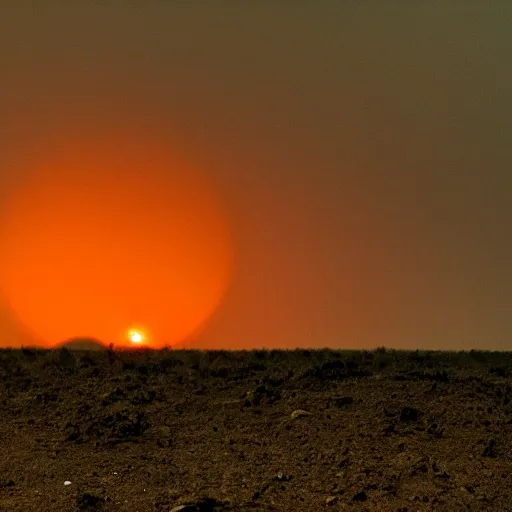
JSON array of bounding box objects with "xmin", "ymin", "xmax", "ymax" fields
[{"xmin": 0, "ymin": 131, "xmax": 234, "ymax": 349}]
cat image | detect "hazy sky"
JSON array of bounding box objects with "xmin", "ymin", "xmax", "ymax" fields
[{"xmin": 1, "ymin": 3, "xmax": 511, "ymax": 350}]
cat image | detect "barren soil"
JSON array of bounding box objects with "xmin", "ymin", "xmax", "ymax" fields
[{"xmin": 1, "ymin": 347, "xmax": 512, "ymax": 511}]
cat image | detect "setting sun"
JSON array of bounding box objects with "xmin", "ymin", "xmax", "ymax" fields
[
  {"xmin": 129, "ymin": 330, "xmax": 144, "ymax": 344},
  {"xmin": 0, "ymin": 131, "xmax": 234, "ymax": 349}
]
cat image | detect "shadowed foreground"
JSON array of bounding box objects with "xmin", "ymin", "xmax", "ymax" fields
[{"xmin": 0, "ymin": 347, "xmax": 511, "ymax": 511}]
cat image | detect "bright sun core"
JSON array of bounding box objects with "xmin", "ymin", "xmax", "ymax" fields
[{"xmin": 129, "ymin": 330, "xmax": 144, "ymax": 344}]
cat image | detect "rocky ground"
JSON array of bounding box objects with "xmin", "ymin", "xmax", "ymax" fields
[{"xmin": 0, "ymin": 346, "xmax": 511, "ymax": 511}]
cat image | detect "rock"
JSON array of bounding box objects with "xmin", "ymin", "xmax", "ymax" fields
[
  {"xmin": 326, "ymin": 496, "xmax": 339, "ymax": 506},
  {"xmin": 273, "ymin": 471, "xmax": 292, "ymax": 482},
  {"xmin": 352, "ymin": 491, "xmax": 367, "ymax": 501},
  {"xmin": 290, "ymin": 409, "xmax": 312, "ymax": 419}
]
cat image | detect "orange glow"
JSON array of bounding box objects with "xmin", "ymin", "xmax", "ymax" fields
[{"xmin": 0, "ymin": 132, "xmax": 233, "ymax": 349}]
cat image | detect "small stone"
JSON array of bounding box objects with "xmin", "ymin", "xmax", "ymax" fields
[
  {"xmin": 326, "ymin": 496, "xmax": 339, "ymax": 506},
  {"xmin": 291, "ymin": 409, "xmax": 312, "ymax": 419},
  {"xmin": 273, "ymin": 472, "xmax": 292, "ymax": 482},
  {"xmin": 64, "ymin": 481, "xmax": 72, "ymax": 486}
]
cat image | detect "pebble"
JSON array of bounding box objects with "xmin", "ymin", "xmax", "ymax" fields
[
  {"xmin": 290, "ymin": 409, "xmax": 312, "ymax": 419},
  {"xmin": 326, "ymin": 496, "xmax": 339, "ymax": 506}
]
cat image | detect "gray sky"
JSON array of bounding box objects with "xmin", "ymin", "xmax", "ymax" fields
[{"xmin": 1, "ymin": 2, "xmax": 511, "ymax": 350}]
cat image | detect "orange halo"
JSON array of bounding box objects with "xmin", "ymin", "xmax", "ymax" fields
[{"xmin": 0, "ymin": 132, "xmax": 234, "ymax": 349}]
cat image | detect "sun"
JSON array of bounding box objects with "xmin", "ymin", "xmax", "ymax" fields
[
  {"xmin": 128, "ymin": 329, "xmax": 144, "ymax": 345},
  {"xmin": 0, "ymin": 130, "xmax": 234, "ymax": 349}
]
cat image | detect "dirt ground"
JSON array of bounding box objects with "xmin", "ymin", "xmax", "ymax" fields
[{"xmin": 1, "ymin": 346, "xmax": 511, "ymax": 512}]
